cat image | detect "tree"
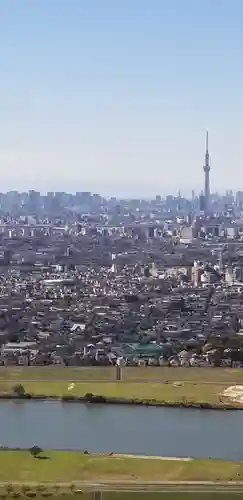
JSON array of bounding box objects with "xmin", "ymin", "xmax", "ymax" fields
[
  {"xmin": 29, "ymin": 445, "xmax": 43, "ymax": 458},
  {"xmin": 12, "ymin": 384, "xmax": 25, "ymax": 396}
]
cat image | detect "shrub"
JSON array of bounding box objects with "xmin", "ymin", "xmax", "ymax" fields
[
  {"xmin": 24, "ymin": 393, "xmax": 32, "ymax": 399},
  {"xmin": 84, "ymin": 394, "xmax": 106, "ymax": 403},
  {"xmin": 61, "ymin": 395, "xmax": 76, "ymax": 402}
]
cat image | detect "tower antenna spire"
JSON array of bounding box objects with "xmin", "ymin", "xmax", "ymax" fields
[{"xmin": 203, "ymin": 130, "xmax": 211, "ymax": 214}]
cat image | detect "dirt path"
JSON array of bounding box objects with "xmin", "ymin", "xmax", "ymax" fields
[{"xmin": 112, "ymin": 454, "xmax": 192, "ymax": 461}]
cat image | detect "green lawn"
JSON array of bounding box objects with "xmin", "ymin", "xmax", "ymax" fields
[
  {"xmin": 0, "ymin": 451, "xmax": 243, "ymax": 483},
  {"xmin": 0, "ymin": 379, "xmax": 229, "ymax": 405},
  {"xmin": 1, "ymin": 366, "xmax": 243, "ymax": 405},
  {"xmin": 21, "ymin": 380, "xmax": 228, "ymax": 404}
]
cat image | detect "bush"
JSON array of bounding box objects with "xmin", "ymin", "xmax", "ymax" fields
[
  {"xmin": 84, "ymin": 393, "xmax": 106, "ymax": 403},
  {"xmin": 84, "ymin": 393, "xmax": 94, "ymax": 399},
  {"xmin": 61, "ymin": 395, "xmax": 76, "ymax": 402},
  {"xmin": 24, "ymin": 393, "xmax": 32, "ymax": 399}
]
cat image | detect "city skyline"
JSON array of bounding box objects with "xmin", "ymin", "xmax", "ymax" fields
[
  {"xmin": 0, "ymin": 185, "xmax": 240, "ymax": 200},
  {"xmin": 0, "ymin": 0, "xmax": 242, "ymax": 195}
]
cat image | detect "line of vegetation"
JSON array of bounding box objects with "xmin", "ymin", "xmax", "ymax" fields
[{"xmin": 0, "ymin": 484, "xmax": 87, "ymax": 498}]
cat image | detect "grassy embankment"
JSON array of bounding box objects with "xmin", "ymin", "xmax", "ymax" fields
[
  {"xmin": 0, "ymin": 366, "xmax": 243, "ymax": 406},
  {"xmin": 0, "ymin": 450, "xmax": 243, "ymax": 482},
  {"xmin": 0, "ymin": 451, "xmax": 242, "ymax": 498}
]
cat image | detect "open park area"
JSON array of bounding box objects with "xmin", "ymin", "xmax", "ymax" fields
[
  {"xmin": 1, "ymin": 366, "xmax": 243, "ymax": 405},
  {"xmin": 0, "ymin": 450, "xmax": 243, "ymax": 488},
  {"xmin": 0, "ymin": 451, "xmax": 242, "ymax": 498}
]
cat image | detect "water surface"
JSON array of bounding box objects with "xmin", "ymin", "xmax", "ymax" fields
[{"xmin": 0, "ymin": 400, "xmax": 242, "ymax": 460}]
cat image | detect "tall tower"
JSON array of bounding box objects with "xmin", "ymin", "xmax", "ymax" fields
[{"xmin": 203, "ymin": 131, "xmax": 211, "ymax": 213}]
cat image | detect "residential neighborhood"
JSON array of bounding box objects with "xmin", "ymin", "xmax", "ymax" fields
[{"xmin": 1, "ymin": 192, "xmax": 243, "ymax": 369}]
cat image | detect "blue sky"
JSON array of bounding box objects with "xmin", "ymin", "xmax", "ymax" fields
[{"xmin": 0, "ymin": 0, "xmax": 242, "ymax": 196}]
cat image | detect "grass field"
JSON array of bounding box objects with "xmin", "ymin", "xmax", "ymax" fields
[
  {"xmin": 18, "ymin": 380, "xmax": 229, "ymax": 404},
  {"xmin": 0, "ymin": 366, "xmax": 243, "ymax": 405},
  {"xmin": 1, "ymin": 451, "xmax": 243, "ymax": 483},
  {"xmin": 0, "ymin": 451, "xmax": 243, "ymax": 498}
]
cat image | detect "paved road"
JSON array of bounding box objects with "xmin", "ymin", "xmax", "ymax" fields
[
  {"xmin": 1, "ymin": 481, "xmax": 243, "ymax": 492},
  {"xmin": 0, "ymin": 379, "xmax": 239, "ymax": 384}
]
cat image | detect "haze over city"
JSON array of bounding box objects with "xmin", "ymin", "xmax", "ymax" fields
[{"xmin": 0, "ymin": 0, "xmax": 242, "ymax": 197}]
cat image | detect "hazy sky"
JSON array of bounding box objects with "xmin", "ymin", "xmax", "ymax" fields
[{"xmin": 0, "ymin": 0, "xmax": 242, "ymax": 196}]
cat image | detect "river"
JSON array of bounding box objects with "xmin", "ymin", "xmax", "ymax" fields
[{"xmin": 0, "ymin": 400, "xmax": 242, "ymax": 460}]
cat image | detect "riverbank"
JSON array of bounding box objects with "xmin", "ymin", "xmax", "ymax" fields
[
  {"xmin": 1, "ymin": 366, "xmax": 243, "ymax": 408},
  {"xmin": 0, "ymin": 391, "xmax": 241, "ymax": 410},
  {"xmin": 0, "ymin": 450, "xmax": 243, "ymax": 483}
]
